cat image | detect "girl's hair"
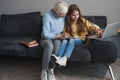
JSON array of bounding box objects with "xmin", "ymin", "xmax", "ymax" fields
[
  {"xmin": 53, "ymin": 1, "xmax": 68, "ymax": 14},
  {"xmin": 65, "ymin": 4, "xmax": 86, "ymax": 36}
]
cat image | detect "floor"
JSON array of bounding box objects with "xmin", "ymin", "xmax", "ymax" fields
[{"xmin": 0, "ymin": 55, "xmax": 120, "ymax": 80}]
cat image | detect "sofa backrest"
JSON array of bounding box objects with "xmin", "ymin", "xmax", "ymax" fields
[
  {"xmin": 0, "ymin": 11, "xmax": 41, "ymax": 36},
  {"xmin": 0, "ymin": 11, "xmax": 107, "ymax": 37},
  {"xmin": 84, "ymin": 16, "xmax": 107, "ymax": 29}
]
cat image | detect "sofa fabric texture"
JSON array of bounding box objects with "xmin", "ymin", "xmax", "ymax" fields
[
  {"xmin": 0, "ymin": 11, "xmax": 117, "ymax": 63},
  {"xmin": 103, "ymin": 33, "xmax": 120, "ymax": 57},
  {"xmin": 0, "ymin": 12, "xmax": 41, "ymax": 36},
  {"xmin": 0, "ymin": 12, "xmax": 43, "ymax": 58},
  {"xmin": 90, "ymin": 39, "xmax": 117, "ymax": 63}
]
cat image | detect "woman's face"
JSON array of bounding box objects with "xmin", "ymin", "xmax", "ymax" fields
[
  {"xmin": 55, "ymin": 11, "xmax": 66, "ymax": 18},
  {"xmin": 70, "ymin": 10, "xmax": 79, "ymax": 22}
]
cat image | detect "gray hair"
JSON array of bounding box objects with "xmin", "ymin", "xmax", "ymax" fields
[{"xmin": 53, "ymin": 1, "xmax": 68, "ymax": 14}]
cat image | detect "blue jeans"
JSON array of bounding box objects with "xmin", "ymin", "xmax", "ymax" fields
[{"xmin": 58, "ymin": 38, "xmax": 83, "ymax": 58}]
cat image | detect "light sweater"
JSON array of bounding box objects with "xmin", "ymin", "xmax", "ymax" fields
[{"xmin": 42, "ymin": 10, "xmax": 65, "ymax": 39}]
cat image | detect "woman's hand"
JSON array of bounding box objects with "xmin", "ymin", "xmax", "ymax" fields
[
  {"xmin": 64, "ymin": 33, "xmax": 71, "ymax": 38},
  {"xmin": 55, "ymin": 33, "xmax": 71, "ymax": 40},
  {"xmin": 55, "ymin": 34, "xmax": 64, "ymax": 39}
]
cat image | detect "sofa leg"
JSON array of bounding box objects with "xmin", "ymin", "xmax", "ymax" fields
[{"xmin": 107, "ymin": 64, "xmax": 115, "ymax": 80}]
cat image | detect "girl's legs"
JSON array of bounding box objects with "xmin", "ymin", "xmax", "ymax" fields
[
  {"xmin": 57, "ymin": 39, "xmax": 68, "ymax": 57},
  {"xmin": 53, "ymin": 38, "xmax": 83, "ymax": 66},
  {"xmin": 58, "ymin": 38, "xmax": 82, "ymax": 66},
  {"xmin": 51, "ymin": 39, "xmax": 68, "ymax": 66},
  {"xmin": 64, "ymin": 38, "xmax": 83, "ymax": 58}
]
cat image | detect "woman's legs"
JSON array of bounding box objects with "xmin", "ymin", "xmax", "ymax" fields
[
  {"xmin": 40, "ymin": 39, "xmax": 60, "ymax": 80},
  {"xmin": 53, "ymin": 40, "xmax": 61, "ymax": 55},
  {"xmin": 40, "ymin": 40, "xmax": 54, "ymax": 80},
  {"xmin": 49, "ymin": 40, "xmax": 61, "ymax": 69},
  {"xmin": 40, "ymin": 40, "xmax": 53, "ymax": 70}
]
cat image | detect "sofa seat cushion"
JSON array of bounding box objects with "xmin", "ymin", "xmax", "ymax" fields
[
  {"xmin": 0, "ymin": 37, "xmax": 27, "ymax": 56},
  {"xmin": 69, "ymin": 44, "xmax": 91, "ymax": 62},
  {"xmin": 27, "ymin": 46, "xmax": 43, "ymax": 60}
]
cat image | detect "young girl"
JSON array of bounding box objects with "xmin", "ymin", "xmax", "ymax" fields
[{"xmin": 52, "ymin": 4, "xmax": 103, "ymax": 66}]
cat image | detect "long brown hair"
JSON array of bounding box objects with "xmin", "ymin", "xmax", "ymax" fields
[{"xmin": 65, "ymin": 4, "xmax": 86, "ymax": 36}]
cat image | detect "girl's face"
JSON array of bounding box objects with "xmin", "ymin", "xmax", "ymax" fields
[{"xmin": 70, "ymin": 10, "xmax": 79, "ymax": 22}]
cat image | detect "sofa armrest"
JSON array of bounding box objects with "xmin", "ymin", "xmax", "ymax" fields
[
  {"xmin": 102, "ymin": 32, "xmax": 120, "ymax": 56},
  {"xmin": 89, "ymin": 38, "xmax": 117, "ymax": 63}
]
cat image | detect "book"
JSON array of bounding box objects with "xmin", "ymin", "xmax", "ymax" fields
[
  {"xmin": 25, "ymin": 42, "xmax": 39, "ymax": 48},
  {"xmin": 20, "ymin": 38, "xmax": 37, "ymax": 45},
  {"xmin": 87, "ymin": 35, "xmax": 99, "ymax": 38},
  {"xmin": 19, "ymin": 38, "xmax": 39, "ymax": 47}
]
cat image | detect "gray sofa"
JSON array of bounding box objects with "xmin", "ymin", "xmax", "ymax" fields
[
  {"xmin": 0, "ymin": 11, "xmax": 117, "ymax": 63},
  {"xmin": 0, "ymin": 11, "xmax": 118, "ymax": 80}
]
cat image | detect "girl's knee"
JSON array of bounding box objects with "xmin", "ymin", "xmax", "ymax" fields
[
  {"xmin": 69, "ymin": 39, "xmax": 74, "ymax": 43},
  {"xmin": 62, "ymin": 40, "xmax": 68, "ymax": 43}
]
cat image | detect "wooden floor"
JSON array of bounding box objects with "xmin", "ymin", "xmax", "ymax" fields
[{"xmin": 0, "ymin": 56, "xmax": 120, "ymax": 80}]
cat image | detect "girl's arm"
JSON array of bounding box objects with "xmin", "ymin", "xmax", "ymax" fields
[{"xmin": 83, "ymin": 18, "xmax": 103, "ymax": 37}]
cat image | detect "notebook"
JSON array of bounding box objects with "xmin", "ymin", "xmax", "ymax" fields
[{"xmin": 101, "ymin": 22, "xmax": 120, "ymax": 39}]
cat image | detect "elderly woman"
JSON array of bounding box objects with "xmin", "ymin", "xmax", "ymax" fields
[{"xmin": 40, "ymin": 1, "xmax": 68, "ymax": 80}]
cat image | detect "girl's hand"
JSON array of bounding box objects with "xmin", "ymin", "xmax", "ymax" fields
[
  {"xmin": 96, "ymin": 29, "xmax": 103, "ymax": 37},
  {"xmin": 118, "ymin": 29, "xmax": 120, "ymax": 32},
  {"xmin": 61, "ymin": 33, "xmax": 71, "ymax": 39}
]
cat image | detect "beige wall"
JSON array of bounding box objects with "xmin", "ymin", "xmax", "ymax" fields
[{"xmin": 0, "ymin": 0, "xmax": 120, "ymax": 24}]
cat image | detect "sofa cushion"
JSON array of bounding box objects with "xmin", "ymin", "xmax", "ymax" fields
[
  {"xmin": 0, "ymin": 12, "xmax": 41, "ymax": 36},
  {"xmin": 0, "ymin": 37, "xmax": 27, "ymax": 56},
  {"xmin": 90, "ymin": 39, "xmax": 116, "ymax": 63},
  {"xmin": 69, "ymin": 44, "xmax": 91, "ymax": 62},
  {"xmin": 103, "ymin": 33, "xmax": 120, "ymax": 57},
  {"xmin": 0, "ymin": 36, "xmax": 42, "ymax": 57}
]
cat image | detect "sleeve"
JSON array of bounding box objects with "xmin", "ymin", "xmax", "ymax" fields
[
  {"xmin": 83, "ymin": 18, "xmax": 102, "ymax": 32},
  {"xmin": 42, "ymin": 15, "xmax": 55, "ymax": 39}
]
